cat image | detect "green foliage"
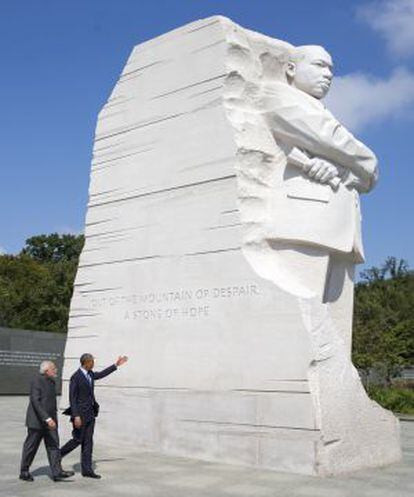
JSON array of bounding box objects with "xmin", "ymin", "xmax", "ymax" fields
[
  {"xmin": 367, "ymin": 385, "xmax": 414, "ymax": 415},
  {"xmin": 21, "ymin": 233, "xmax": 85, "ymax": 263},
  {"xmin": 0, "ymin": 233, "xmax": 84, "ymax": 333},
  {"xmin": 352, "ymin": 257, "xmax": 414, "ymax": 385}
]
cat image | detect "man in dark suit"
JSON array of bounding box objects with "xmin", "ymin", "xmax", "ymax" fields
[
  {"xmin": 19, "ymin": 360, "xmax": 75, "ymax": 482},
  {"xmin": 60, "ymin": 353, "xmax": 128, "ymax": 479}
]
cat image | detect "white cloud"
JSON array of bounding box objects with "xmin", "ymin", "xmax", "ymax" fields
[
  {"xmin": 325, "ymin": 67, "xmax": 414, "ymax": 132},
  {"xmin": 358, "ymin": 0, "xmax": 414, "ymax": 57},
  {"xmin": 331, "ymin": 1, "xmax": 414, "ymax": 131},
  {"xmin": 0, "ymin": 246, "xmax": 6, "ymax": 255}
]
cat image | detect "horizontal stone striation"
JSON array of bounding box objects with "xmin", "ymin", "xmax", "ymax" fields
[{"xmin": 61, "ymin": 16, "xmax": 401, "ymax": 476}]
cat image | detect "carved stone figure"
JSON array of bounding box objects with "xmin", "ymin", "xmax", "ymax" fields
[
  {"xmin": 259, "ymin": 44, "xmax": 378, "ymax": 353},
  {"xmin": 61, "ymin": 17, "xmax": 401, "ymax": 476}
]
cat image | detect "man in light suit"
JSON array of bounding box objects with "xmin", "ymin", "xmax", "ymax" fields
[
  {"xmin": 261, "ymin": 45, "xmax": 378, "ymax": 352},
  {"xmin": 60, "ymin": 353, "xmax": 128, "ymax": 478},
  {"xmin": 19, "ymin": 361, "xmax": 74, "ymax": 482}
]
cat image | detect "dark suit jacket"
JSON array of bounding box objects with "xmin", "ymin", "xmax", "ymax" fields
[
  {"xmin": 66, "ymin": 365, "xmax": 117, "ymax": 422},
  {"xmin": 25, "ymin": 374, "xmax": 58, "ymax": 430}
]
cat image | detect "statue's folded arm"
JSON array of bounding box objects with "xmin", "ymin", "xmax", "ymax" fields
[{"xmin": 262, "ymin": 89, "xmax": 378, "ymax": 192}]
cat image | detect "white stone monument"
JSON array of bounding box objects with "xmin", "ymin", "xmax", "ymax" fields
[{"xmin": 61, "ymin": 16, "xmax": 401, "ymax": 475}]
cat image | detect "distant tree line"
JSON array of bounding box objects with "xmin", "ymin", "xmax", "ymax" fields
[
  {"xmin": 0, "ymin": 233, "xmax": 84, "ymax": 332},
  {"xmin": 353, "ymin": 256, "xmax": 414, "ymax": 384},
  {"xmin": 0, "ymin": 235, "xmax": 413, "ymax": 378},
  {"xmin": 352, "ymin": 257, "xmax": 414, "ymax": 413}
]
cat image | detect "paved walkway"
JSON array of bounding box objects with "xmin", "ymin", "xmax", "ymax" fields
[{"xmin": 1, "ymin": 396, "xmax": 412, "ymax": 497}]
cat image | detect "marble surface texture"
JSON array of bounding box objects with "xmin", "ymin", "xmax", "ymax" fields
[{"xmin": 61, "ymin": 16, "xmax": 401, "ymax": 475}]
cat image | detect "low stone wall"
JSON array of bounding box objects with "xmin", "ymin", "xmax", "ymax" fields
[{"xmin": 0, "ymin": 327, "xmax": 66, "ymax": 394}]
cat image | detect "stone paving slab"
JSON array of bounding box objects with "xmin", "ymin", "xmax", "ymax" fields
[{"xmin": 0, "ymin": 396, "xmax": 412, "ymax": 497}]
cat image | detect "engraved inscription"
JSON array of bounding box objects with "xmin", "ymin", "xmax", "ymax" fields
[
  {"xmin": 0, "ymin": 350, "xmax": 62, "ymax": 367},
  {"xmin": 86, "ymin": 284, "xmax": 260, "ymax": 321}
]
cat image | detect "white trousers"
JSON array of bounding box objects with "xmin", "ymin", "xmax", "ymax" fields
[{"xmin": 267, "ymin": 242, "xmax": 355, "ymax": 357}]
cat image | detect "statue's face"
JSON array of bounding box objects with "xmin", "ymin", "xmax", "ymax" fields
[{"xmin": 288, "ymin": 47, "xmax": 334, "ymax": 99}]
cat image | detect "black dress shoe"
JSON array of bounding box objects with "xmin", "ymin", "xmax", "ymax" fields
[
  {"xmin": 19, "ymin": 472, "xmax": 34, "ymax": 482},
  {"xmin": 52, "ymin": 475, "xmax": 65, "ymax": 482},
  {"xmin": 60, "ymin": 470, "xmax": 75, "ymax": 478},
  {"xmin": 82, "ymin": 472, "xmax": 101, "ymax": 479}
]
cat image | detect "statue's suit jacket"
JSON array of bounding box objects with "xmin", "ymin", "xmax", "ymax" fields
[{"xmin": 262, "ymin": 83, "xmax": 378, "ymax": 262}]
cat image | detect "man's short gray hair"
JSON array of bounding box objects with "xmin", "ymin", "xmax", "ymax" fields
[
  {"xmin": 39, "ymin": 360, "xmax": 55, "ymax": 374},
  {"xmin": 80, "ymin": 353, "xmax": 94, "ymax": 365}
]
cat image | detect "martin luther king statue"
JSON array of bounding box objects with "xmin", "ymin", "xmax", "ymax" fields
[
  {"xmin": 257, "ymin": 44, "xmax": 379, "ymax": 355},
  {"xmin": 62, "ymin": 17, "xmax": 400, "ymax": 475}
]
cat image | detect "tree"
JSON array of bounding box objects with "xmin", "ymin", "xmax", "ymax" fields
[
  {"xmin": 352, "ymin": 257, "xmax": 414, "ymax": 385},
  {"xmin": 21, "ymin": 233, "xmax": 84, "ymax": 263},
  {"xmin": 0, "ymin": 234, "xmax": 84, "ymax": 332}
]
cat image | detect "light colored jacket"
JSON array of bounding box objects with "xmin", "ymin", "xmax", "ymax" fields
[{"xmin": 260, "ymin": 82, "xmax": 379, "ymax": 262}]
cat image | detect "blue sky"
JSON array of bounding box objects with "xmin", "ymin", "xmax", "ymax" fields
[{"xmin": 1, "ymin": 0, "xmax": 413, "ymax": 274}]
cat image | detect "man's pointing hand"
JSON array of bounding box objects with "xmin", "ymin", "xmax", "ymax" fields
[{"xmin": 116, "ymin": 356, "xmax": 128, "ymax": 367}]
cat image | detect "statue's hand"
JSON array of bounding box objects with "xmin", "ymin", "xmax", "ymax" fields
[
  {"xmin": 343, "ymin": 172, "xmax": 371, "ymax": 193},
  {"xmin": 306, "ymin": 158, "xmax": 339, "ymax": 184}
]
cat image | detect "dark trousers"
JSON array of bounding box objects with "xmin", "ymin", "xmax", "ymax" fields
[
  {"xmin": 60, "ymin": 418, "xmax": 95, "ymax": 474},
  {"xmin": 20, "ymin": 427, "xmax": 62, "ymax": 477}
]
